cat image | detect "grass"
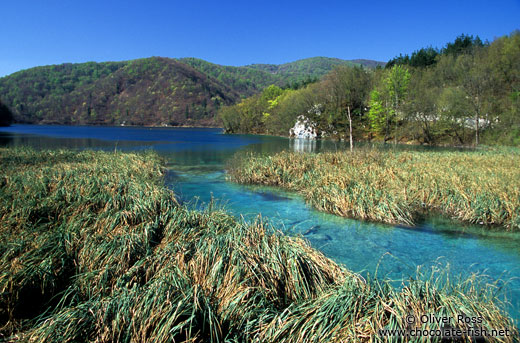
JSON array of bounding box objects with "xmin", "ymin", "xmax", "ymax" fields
[
  {"xmin": 0, "ymin": 147, "xmax": 517, "ymax": 342},
  {"xmin": 227, "ymin": 146, "xmax": 520, "ymax": 230}
]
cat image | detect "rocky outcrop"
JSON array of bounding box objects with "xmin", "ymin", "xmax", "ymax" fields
[{"xmin": 289, "ymin": 115, "xmax": 317, "ymax": 139}]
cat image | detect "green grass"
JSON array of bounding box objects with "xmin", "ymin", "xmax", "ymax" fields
[
  {"xmin": 227, "ymin": 147, "xmax": 520, "ymax": 230},
  {"xmin": 0, "ymin": 147, "xmax": 517, "ymax": 342}
]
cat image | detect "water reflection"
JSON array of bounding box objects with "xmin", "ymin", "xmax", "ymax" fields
[{"xmin": 290, "ymin": 138, "xmax": 316, "ymax": 153}]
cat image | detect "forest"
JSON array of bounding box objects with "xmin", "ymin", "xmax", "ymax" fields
[
  {"xmin": 219, "ymin": 32, "xmax": 520, "ymax": 146},
  {"xmin": 0, "ymin": 100, "xmax": 13, "ymax": 126},
  {"xmin": 0, "ymin": 57, "xmax": 374, "ymax": 127}
]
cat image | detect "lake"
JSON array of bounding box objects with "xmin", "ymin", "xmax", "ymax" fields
[{"xmin": 1, "ymin": 124, "xmax": 519, "ymax": 323}]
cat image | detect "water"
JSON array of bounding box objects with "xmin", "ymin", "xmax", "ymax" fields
[{"xmin": 1, "ymin": 125, "xmax": 519, "ymax": 323}]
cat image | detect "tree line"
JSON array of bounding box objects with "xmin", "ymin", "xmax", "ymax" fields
[
  {"xmin": 0, "ymin": 100, "xmax": 13, "ymax": 126},
  {"xmin": 0, "ymin": 57, "xmax": 378, "ymax": 127},
  {"xmin": 219, "ymin": 32, "xmax": 520, "ymax": 147}
]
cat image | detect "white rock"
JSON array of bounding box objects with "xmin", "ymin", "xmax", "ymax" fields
[{"xmin": 289, "ymin": 115, "xmax": 317, "ymax": 139}]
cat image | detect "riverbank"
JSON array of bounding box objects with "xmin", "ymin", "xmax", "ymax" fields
[
  {"xmin": 0, "ymin": 148, "xmax": 517, "ymax": 342},
  {"xmin": 227, "ymin": 147, "xmax": 520, "ymax": 230}
]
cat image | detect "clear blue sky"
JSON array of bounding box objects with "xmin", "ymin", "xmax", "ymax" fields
[{"xmin": 1, "ymin": 0, "xmax": 518, "ymax": 77}]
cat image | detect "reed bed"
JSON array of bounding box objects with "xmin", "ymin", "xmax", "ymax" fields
[
  {"xmin": 0, "ymin": 147, "xmax": 517, "ymax": 342},
  {"xmin": 227, "ymin": 147, "xmax": 520, "ymax": 230}
]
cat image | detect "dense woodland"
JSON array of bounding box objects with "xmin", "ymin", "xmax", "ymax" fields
[
  {"xmin": 0, "ymin": 100, "xmax": 13, "ymax": 126},
  {"xmin": 0, "ymin": 57, "xmax": 374, "ymax": 127},
  {"xmin": 220, "ymin": 32, "xmax": 520, "ymax": 146}
]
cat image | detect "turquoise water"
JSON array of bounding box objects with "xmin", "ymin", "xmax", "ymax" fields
[{"xmin": 1, "ymin": 125, "xmax": 519, "ymax": 322}]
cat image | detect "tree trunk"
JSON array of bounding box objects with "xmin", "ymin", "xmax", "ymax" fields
[
  {"xmin": 475, "ymin": 95, "xmax": 480, "ymax": 146},
  {"xmin": 347, "ymin": 106, "xmax": 353, "ymax": 152},
  {"xmin": 475, "ymin": 113, "xmax": 479, "ymax": 146},
  {"xmin": 394, "ymin": 94, "xmax": 398, "ymax": 145}
]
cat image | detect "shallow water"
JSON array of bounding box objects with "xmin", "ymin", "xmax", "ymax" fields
[{"xmin": 1, "ymin": 125, "xmax": 519, "ymax": 323}]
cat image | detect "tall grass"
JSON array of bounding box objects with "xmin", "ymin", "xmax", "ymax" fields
[
  {"xmin": 0, "ymin": 147, "xmax": 517, "ymax": 342},
  {"xmin": 228, "ymin": 147, "xmax": 520, "ymax": 230}
]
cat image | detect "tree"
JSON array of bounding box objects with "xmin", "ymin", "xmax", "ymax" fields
[
  {"xmin": 368, "ymin": 65, "xmax": 410, "ymax": 143},
  {"xmin": 386, "ymin": 47, "xmax": 439, "ymax": 68},
  {"xmin": 403, "ymin": 69, "xmax": 441, "ymax": 144},
  {"xmin": 386, "ymin": 65, "xmax": 411, "ymax": 144},
  {"xmin": 367, "ymin": 90, "xmax": 388, "ymax": 139},
  {"xmin": 455, "ymin": 50, "xmax": 490, "ymax": 146},
  {"xmin": 437, "ymin": 87, "xmax": 472, "ymax": 145},
  {"xmin": 0, "ymin": 100, "xmax": 14, "ymax": 126},
  {"xmin": 442, "ymin": 34, "xmax": 485, "ymax": 56},
  {"xmin": 484, "ymin": 31, "xmax": 520, "ymax": 144},
  {"xmin": 218, "ymin": 105, "xmax": 241, "ymax": 133},
  {"xmin": 324, "ymin": 66, "xmax": 371, "ymax": 151}
]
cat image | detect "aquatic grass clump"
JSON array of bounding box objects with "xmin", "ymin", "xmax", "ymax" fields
[
  {"xmin": 0, "ymin": 147, "xmax": 517, "ymax": 342},
  {"xmin": 227, "ymin": 147, "xmax": 520, "ymax": 230}
]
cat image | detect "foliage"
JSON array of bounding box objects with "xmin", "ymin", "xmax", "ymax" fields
[
  {"xmin": 179, "ymin": 57, "xmax": 280, "ymax": 96},
  {"xmin": 221, "ymin": 32, "xmax": 520, "ymax": 147},
  {"xmin": 219, "ymin": 66, "xmax": 374, "ymax": 139},
  {"xmin": 0, "ymin": 100, "xmax": 13, "ymax": 126},
  {"xmin": 367, "ymin": 90, "xmax": 387, "ymax": 137},
  {"xmin": 322, "ymin": 66, "xmax": 372, "ymax": 149},
  {"xmin": 386, "ymin": 47, "xmax": 439, "ymax": 69},
  {"xmin": 0, "ymin": 58, "xmax": 240, "ymax": 126},
  {"xmin": 442, "ymin": 34, "xmax": 485, "ymax": 56},
  {"xmin": 246, "ymin": 57, "xmax": 381, "ymax": 83},
  {"xmin": 0, "ymin": 57, "xmax": 384, "ymax": 127},
  {"xmin": 381, "ymin": 32, "xmax": 519, "ymax": 146},
  {"xmin": 386, "ymin": 34, "xmax": 485, "ymax": 69},
  {"xmin": 367, "ymin": 65, "xmax": 410, "ymax": 142},
  {"xmin": 0, "ymin": 148, "xmax": 516, "ymax": 342}
]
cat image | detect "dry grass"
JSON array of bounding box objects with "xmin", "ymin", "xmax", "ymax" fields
[
  {"xmin": 0, "ymin": 147, "xmax": 517, "ymax": 342},
  {"xmin": 227, "ymin": 147, "xmax": 520, "ymax": 230}
]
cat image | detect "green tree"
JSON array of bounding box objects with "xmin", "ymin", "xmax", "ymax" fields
[
  {"xmin": 0, "ymin": 100, "xmax": 14, "ymax": 126},
  {"xmin": 367, "ymin": 89, "xmax": 388, "ymax": 139},
  {"xmin": 455, "ymin": 50, "xmax": 490, "ymax": 146},
  {"xmin": 324, "ymin": 66, "xmax": 371, "ymax": 150},
  {"xmin": 368, "ymin": 65, "xmax": 410, "ymax": 143},
  {"xmin": 386, "ymin": 65, "xmax": 411, "ymax": 144},
  {"xmin": 403, "ymin": 69, "xmax": 441, "ymax": 144},
  {"xmin": 437, "ymin": 87, "xmax": 472, "ymax": 145}
]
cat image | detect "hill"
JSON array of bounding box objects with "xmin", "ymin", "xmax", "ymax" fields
[
  {"xmin": 0, "ymin": 58, "xmax": 240, "ymax": 126},
  {"xmin": 247, "ymin": 57, "xmax": 384, "ymax": 81},
  {"xmin": 0, "ymin": 56, "xmax": 385, "ymax": 126},
  {"xmin": 178, "ymin": 58, "xmax": 280, "ymax": 96}
]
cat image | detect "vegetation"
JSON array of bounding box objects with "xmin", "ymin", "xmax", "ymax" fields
[
  {"xmin": 246, "ymin": 57, "xmax": 382, "ymax": 87},
  {"xmin": 385, "ymin": 34, "xmax": 484, "ymax": 69},
  {"xmin": 0, "ymin": 57, "xmax": 382, "ymax": 127},
  {"xmin": 219, "ymin": 31, "xmax": 520, "ymax": 147},
  {"xmin": 0, "ymin": 100, "xmax": 13, "ymax": 126},
  {"xmin": 228, "ymin": 147, "xmax": 520, "ymax": 230},
  {"xmin": 0, "ymin": 148, "xmax": 516, "ymax": 341},
  {"xmin": 180, "ymin": 57, "xmax": 280, "ymax": 96},
  {"xmin": 0, "ymin": 58, "xmax": 239, "ymax": 126}
]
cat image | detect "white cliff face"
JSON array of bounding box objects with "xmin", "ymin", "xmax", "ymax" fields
[{"xmin": 289, "ymin": 115, "xmax": 317, "ymax": 139}]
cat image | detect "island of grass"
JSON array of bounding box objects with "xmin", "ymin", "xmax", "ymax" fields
[
  {"xmin": 227, "ymin": 147, "xmax": 520, "ymax": 231},
  {"xmin": 0, "ymin": 148, "xmax": 517, "ymax": 342}
]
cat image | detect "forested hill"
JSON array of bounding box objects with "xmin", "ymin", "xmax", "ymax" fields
[
  {"xmin": 246, "ymin": 57, "xmax": 385, "ymax": 81},
  {"xmin": 0, "ymin": 58, "xmax": 241, "ymax": 126},
  {"xmin": 0, "ymin": 56, "xmax": 384, "ymax": 126}
]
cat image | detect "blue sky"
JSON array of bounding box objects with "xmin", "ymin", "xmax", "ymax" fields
[{"xmin": 1, "ymin": 0, "xmax": 518, "ymax": 77}]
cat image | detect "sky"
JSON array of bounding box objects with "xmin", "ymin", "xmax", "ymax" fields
[{"xmin": 0, "ymin": 0, "xmax": 519, "ymax": 77}]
